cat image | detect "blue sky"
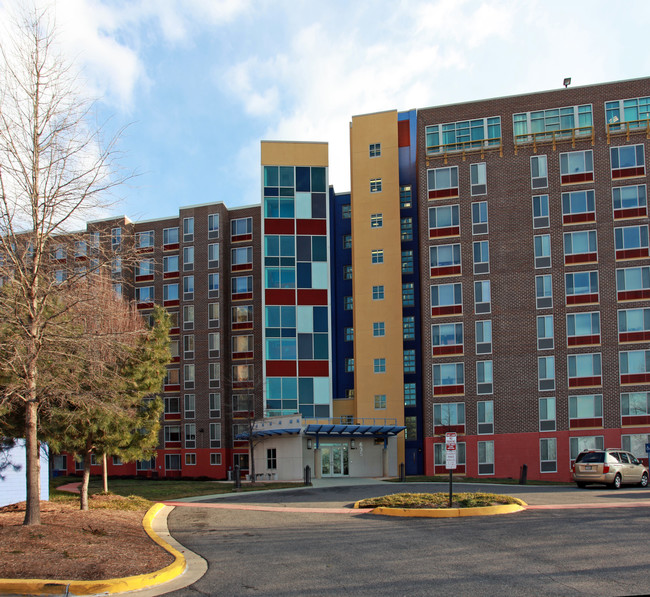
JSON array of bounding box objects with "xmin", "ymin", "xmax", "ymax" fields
[{"xmin": 3, "ymin": 0, "xmax": 650, "ymax": 222}]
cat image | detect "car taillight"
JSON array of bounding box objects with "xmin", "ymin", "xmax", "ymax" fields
[{"xmin": 603, "ymin": 465, "xmax": 610, "ymax": 473}]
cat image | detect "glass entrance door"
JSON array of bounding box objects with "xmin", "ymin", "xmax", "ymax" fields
[{"xmin": 321, "ymin": 444, "xmax": 349, "ymax": 477}]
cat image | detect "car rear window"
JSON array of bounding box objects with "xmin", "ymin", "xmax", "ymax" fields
[{"xmin": 576, "ymin": 452, "xmax": 605, "ymax": 463}]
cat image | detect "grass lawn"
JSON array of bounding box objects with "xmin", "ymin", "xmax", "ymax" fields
[{"xmin": 50, "ymin": 476, "xmax": 302, "ymax": 502}]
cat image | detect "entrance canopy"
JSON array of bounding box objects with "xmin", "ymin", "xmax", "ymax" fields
[{"xmin": 304, "ymin": 423, "xmax": 405, "ymax": 438}]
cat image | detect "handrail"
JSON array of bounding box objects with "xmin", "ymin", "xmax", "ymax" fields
[
  {"xmin": 425, "ymin": 136, "xmax": 502, "ymax": 164},
  {"xmin": 606, "ymin": 118, "xmax": 650, "ymax": 143},
  {"xmin": 513, "ymin": 126, "xmax": 594, "ymax": 154}
]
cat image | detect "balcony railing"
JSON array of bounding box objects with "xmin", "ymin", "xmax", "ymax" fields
[
  {"xmin": 425, "ymin": 137, "xmax": 502, "ymax": 164},
  {"xmin": 607, "ymin": 118, "xmax": 650, "ymax": 143},
  {"xmin": 514, "ymin": 126, "xmax": 594, "ymax": 154}
]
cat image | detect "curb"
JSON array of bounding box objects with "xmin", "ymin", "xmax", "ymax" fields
[
  {"xmin": 0, "ymin": 503, "xmax": 187, "ymax": 596},
  {"xmin": 353, "ymin": 498, "xmax": 527, "ymax": 518}
]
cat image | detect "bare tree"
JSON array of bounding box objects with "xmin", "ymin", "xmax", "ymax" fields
[{"xmin": 0, "ymin": 5, "xmax": 129, "ymax": 525}]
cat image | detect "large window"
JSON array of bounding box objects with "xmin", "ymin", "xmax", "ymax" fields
[
  {"xmin": 404, "ymin": 383, "xmax": 416, "ymax": 407},
  {"xmin": 432, "ymin": 322, "xmax": 463, "ymax": 356},
  {"xmin": 434, "ymin": 442, "xmax": 467, "ymax": 468},
  {"xmin": 620, "ymin": 350, "xmax": 650, "ymax": 385},
  {"xmin": 567, "ymin": 312, "xmax": 600, "ymax": 346},
  {"xmin": 433, "ymin": 402, "xmax": 465, "ymax": 429},
  {"xmin": 621, "ymin": 433, "xmax": 650, "ymax": 459},
  {"xmin": 514, "ymin": 105, "xmax": 592, "ymax": 144},
  {"xmin": 611, "ymin": 144, "xmax": 645, "ymax": 179},
  {"xmin": 567, "ymin": 353, "xmax": 601, "ymax": 388},
  {"xmin": 163, "ymin": 227, "xmax": 179, "ymax": 246},
  {"xmin": 426, "ymin": 117, "xmax": 501, "ymax": 154},
  {"xmin": 432, "ymin": 363, "xmax": 464, "ymax": 396},
  {"xmin": 373, "ymin": 358, "xmax": 386, "ymax": 373},
  {"xmin": 615, "ymin": 225, "xmax": 649, "ymax": 260},
  {"xmin": 569, "ymin": 394, "xmax": 603, "ymax": 428},
  {"xmin": 616, "ymin": 266, "xmax": 650, "ymax": 301},
  {"xmin": 232, "ymin": 305, "xmax": 251, "ymax": 329},
  {"xmin": 431, "ymin": 283, "xmax": 462, "ymax": 316},
  {"xmin": 618, "ymin": 308, "xmax": 650, "ymax": 343},
  {"xmin": 163, "ymin": 255, "xmax": 179, "ymax": 275},
  {"xmin": 562, "ymin": 190, "xmax": 595, "ymax": 224},
  {"xmin": 231, "ymin": 217, "xmax": 252, "ymax": 240},
  {"xmin": 613, "ymin": 184, "xmax": 647, "ymax": 219},
  {"xmin": 570, "ymin": 436, "xmax": 604, "ymax": 461},
  {"xmin": 430, "ymin": 243, "xmax": 461, "ymax": 276},
  {"xmin": 403, "ymin": 317, "xmax": 415, "ymax": 340},
  {"xmin": 563, "ymin": 230, "xmax": 597, "ymax": 265},
  {"xmin": 566, "ymin": 271, "xmax": 599, "ymax": 305},
  {"xmin": 428, "ymin": 204, "xmax": 460, "ymax": 238},
  {"xmin": 402, "ymin": 250, "xmax": 413, "ymax": 274},
  {"xmin": 402, "ymin": 283, "xmax": 414, "ymax": 307},
  {"xmin": 427, "ymin": 167, "xmax": 459, "ymax": 200},
  {"xmin": 136, "ymin": 230, "xmax": 154, "ymax": 250},
  {"xmin": 403, "ymin": 349, "xmax": 416, "ymax": 374},
  {"xmin": 560, "ymin": 149, "xmax": 594, "ymax": 184},
  {"xmin": 233, "ymin": 275, "xmax": 253, "ymax": 295},
  {"xmin": 401, "ymin": 218, "xmax": 413, "ymax": 241},
  {"xmin": 621, "ymin": 392, "xmax": 650, "ymax": 422}
]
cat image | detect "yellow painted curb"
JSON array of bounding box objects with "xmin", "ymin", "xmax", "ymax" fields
[
  {"xmin": 0, "ymin": 503, "xmax": 186, "ymax": 596},
  {"xmin": 353, "ymin": 498, "xmax": 527, "ymax": 518}
]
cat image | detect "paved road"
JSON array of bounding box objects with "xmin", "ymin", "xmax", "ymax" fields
[{"xmin": 163, "ymin": 481, "xmax": 650, "ymax": 596}]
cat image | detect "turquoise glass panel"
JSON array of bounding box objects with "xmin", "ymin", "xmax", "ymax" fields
[
  {"xmin": 267, "ymin": 377, "xmax": 281, "ymax": 399},
  {"xmin": 264, "ymin": 166, "xmax": 278, "ymax": 187},
  {"xmin": 313, "ymin": 333, "xmax": 328, "ymax": 359},
  {"xmin": 313, "ymin": 378, "xmax": 330, "ymax": 404},
  {"xmin": 312, "ymin": 237, "xmax": 327, "ymax": 261},
  {"xmin": 311, "ymin": 262, "xmax": 327, "ymax": 289},
  {"xmin": 281, "ymin": 306, "xmax": 296, "ymax": 327},
  {"xmin": 280, "ymin": 166, "xmax": 294, "ymax": 187},
  {"xmin": 311, "ymin": 167, "xmax": 326, "ymax": 192},
  {"xmin": 283, "ymin": 377, "xmax": 297, "ymax": 399}
]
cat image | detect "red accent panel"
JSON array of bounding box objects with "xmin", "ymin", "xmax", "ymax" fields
[
  {"xmin": 232, "ymin": 234, "xmax": 253, "ymax": 243},
  {"xmin": 619, "ymin": 331, "xmax": 650, "ymax": 343},
  {"xmin": 171, "ymin": 355, "xmax": 180, "ymax": 363},
  {"xmin": 233, "ymin": 381, "xmax": 254, "ymax": 389},
  {"xmin": 265, "ymin": 289, "xmax": 295, "ymax": 305},
  {"xmin": 568, "ymin": 334, "xmax": 600, "ymax": 346},
  {"xmin": 137, "ymin": 302, "xmax": 154, "ymax": 310},
  {"xmin": 564, "ymin": 252, "xmax": 597, "ymax": 265},
  {"xmin": 566, "ymin": 293, "xmax": 598, "ymax": 305},
  {"xmin": 170, "ymin": 327, "xmax": 180, "ymax": 336},
  {"xmin": 614, "ymin": 207, "xmax": 647, "ymax": 220},
  {"xmin": 432, "ymin": 345, "xmax": 463, "ymax": 356},
  {"xmin": 428, "ymin": 188, "xmax": 459, "ymax": 200},
  {"xmin": 568, "ymin": 376, "xmax": 601, "ymax": 388},
  {"xmin": 232, "ymin": 263, "xmax": 253, "ymax": 272},
  {"xmin": 618, "ymin": 289, "xmax": 650, "ymax": 301},
  {"xmin": 433, "ymin": 384, "xmax": 464, "ymax": 396},
  {"xmin": 429, "ymin": 226, "xmax": 460, "ymax": 239},
  {"xmin": 164, "ymin": 413, "xmax": 181, "ymax": 421},
  {"xmin": 398, "ymin": 120, "xmax": 411, "ymax": 147},
  {"xmin": 137, "ymin": 246, "xmax": 154, "ymax": 254},
  {"xmin": 431, "ymin": 305, "xmax": 462, "ymax": 317},
  {"xmin": 434, "ymin": 464, "xmax": 466, "ymax": 475},
  {"xmin": 433, "ymin": 424, "xmax": 465, "ymax": 434},
  {"xmin": 232, "ymin": 292, "xmax": 253, "ymax": 301},
  {"xmin": 264, "ymin": 219, "xmax": 294, "ymax": 234},
  {"xmin": 563, "ymin": 212, "xmax": 595, "ymax": 225},
  {"xmin": 623, "ymin": 415, "xmax": 650, "ymax": 426},
  {"xmin": 430, "ymin": 265, "xmax": 461, "ymax": 277},
  {"xmin": 164, "ymin": 442, "xmax": 182, "ymax": 449},
  {"xmin": 617, "ymin": 247, "xmax": 649, "ymax": 260},
  {"xmin": 266, "ymin": 361, "xmax": 297, "ymax": 376},
  {"xmin": 299, "ymin": 361, "xmax": 329, "ymax": 377},
  {"xmin": 75, "ymin": 255, "xmax": 88, "ymax": 262},
  {"xmin": 232, "ymin": 351, "xmax": 254, "ymax": 360},
  {"xmin": 163, "ymin": 243, "xmax": 180, "ymax": 251},
  {"xmin": 135, "ymin": 274, "xmax": 154, "ymax": 283},
  {"xmin": 163, "ymin": 271, "xmax": 179, "ymax": 279},
  {"xmin": 561, "ymin": 172, "xmax": 594, "ymax": 185},
  {"xmin": 232, "ymin": 322, "xmax": 253, "ymax": 330},
  {"xmin": 298, "ymin": 289, "xmax": 328, "ymax": 305},
  {"xmin": 164, "ymin": 384, "xmax": 181, "ymax": 393},
  {"xmin": 621, "ymin": 373, "xmax": 650, "ymax": 385},
  {"xmin": 613, "ymin": 167, "xmax": 645, "ymax": 179},
  {"xmin": 569, "ymin": 417, "xmax": 603, "ymax": 429},
  {"xmin": 296, "ymin": 220, "xmax": 327, "ymax": 235},
  {"xmin": 163, "ymin": 299, "xmax": 180, "ymax": 308}
]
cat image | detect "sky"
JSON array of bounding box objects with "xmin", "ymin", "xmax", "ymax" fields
[{"xmin": 2, "ymin": 0, "xmax": 650, "ymax": 223}]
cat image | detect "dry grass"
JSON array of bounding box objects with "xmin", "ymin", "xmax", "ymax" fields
[{"xmin": 357, "ymin": 492, "xmax": 526, "ymax": 509}]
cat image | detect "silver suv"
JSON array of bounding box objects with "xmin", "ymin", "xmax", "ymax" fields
[{"xmin": 573, "ymin": 449, "xmax": 649, "ymax": 489}]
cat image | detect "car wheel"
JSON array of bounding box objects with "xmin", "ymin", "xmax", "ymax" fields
[
  {"xmin": 576, "ymin": 482, "xmax": 587, "ymax": 489},
  {"xmin": 611, "ymin": 474, "xmax": 622, "ymax": 490},
  {"xmin": 639, "ymin": 472, "xmax": 648, "ymax": 488}
]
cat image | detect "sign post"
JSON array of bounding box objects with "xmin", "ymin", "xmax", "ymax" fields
[{"xmin": 445, "ymin": 432, "xmax": 457, "ymax": 508}]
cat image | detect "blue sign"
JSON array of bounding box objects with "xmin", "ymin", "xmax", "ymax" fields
[{"xmin": 645, "ymin": 443, "xmax": 650, "ymax": 453}]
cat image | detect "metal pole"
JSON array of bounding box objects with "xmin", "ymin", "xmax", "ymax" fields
[{"xmin": 448, "ymin": 470, "xmax": 453, "ymax": 508}]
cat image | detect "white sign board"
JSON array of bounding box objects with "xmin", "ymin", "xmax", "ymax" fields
[{"xmin": 445, "ymin": 432, "xmax": 457, "ymax": 470}]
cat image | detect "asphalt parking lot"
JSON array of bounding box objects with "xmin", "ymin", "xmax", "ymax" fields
[{"xmin": 161, "ymin": 481, "xmax": 650, "ymax": 597}]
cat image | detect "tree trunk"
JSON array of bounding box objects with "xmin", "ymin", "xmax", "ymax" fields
[
  {"xmin": 102, "ymin": 453, "xmax": 108, "ymax": 493},
  {"xmin": 22, "ymin": 399, "xmax": 41, "ymax": 526},
  {"xmin": 80, "ymin": 440, "xmax": 93, "ymax": 511}
]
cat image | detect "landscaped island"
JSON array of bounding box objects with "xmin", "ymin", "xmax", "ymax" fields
[{"xmin": 357, "ymin": 492, "xmax": 526, "ymax": 509}]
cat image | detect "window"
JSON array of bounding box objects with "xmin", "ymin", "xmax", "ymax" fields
[
  {"xmin": 567, "ymin": 353, "xmax": 601, "ymax": 388},
  {"xmin": 404, "ymin": 383, "xmax": 416, "ymax": 407},
  {"xmin": 563, "ymin": 230, "xmax": 597, "ymax": 265},
  {"xmin": 183, "ymin": 246, "xmax": 194, "ymax": 271},
  {"xmin": 371, "ymin": 249, "xmax": 384, "ymax": 264},
  {"xmin": 231, "ymin": 217, "xmax": 252, "ymax": 240},
  {"xmin": 163, "ymin": 227, "xmax": 179, "ymax": 246},
  {"xmin": 345, "ymin": 389, "xmax": 355, "ymax": 399},
  {"xmin": 111, "ymin": 257, "xmax": 121, "ymax": 277},
  {"xmin": 208, "ymin": 213, "xmax": 220, "ymax": 238},
  {"xmin": 475, "ymin": 320, "xmax": 492, "ymax": 355},
  {"xmin": 478, "ymin": 440, "xmax": 495, "ymax": 475},
  {"xmin": 135, "ymin": 258, "xmax": 154, "ymax": 278},
  {"xmin": 370, "ymin": 178, "xmax": 382, "ymax": 193},
  {"xmin": 431, "ymin": 283, "xmax": 462, "ymax": 316},
  {"xmin": 184, "ymin": 453, "xmax": 196, "ymax": 466},
  {"xmin": 403, "ymin": 316, "xmax": 415, "ymax": 340},
  {"xmin": 183, "ymin": 217, "xmax": 194, "ymax": 242},
  {"xmin": 164, "ymin": 368, "xmax": 180, "ymax": 389},
  {"xmin": 399, "ymin": 217, "xmax": 413, "ymax": 241},
  {"xmin": 209, "ymin": 423, "xmax": 221, "ymax": 448},
  {"xmin": 537, "ymin": 315, "xmax": 554, "ymax": 350},
  {"xmin": 343, "ymin": 235, "xmax": 352, "ymax": 249},
  {"xmin": 430, "ymin": 244, "xmax": 461, "ymax": 277},
  {"xmin": 531, "ymin": 155, "xmax": 548, "ymax": 189},
  {"xmin": 267, "ymin": 448, "xmax": 278, "ymax": 470},
  {"xmin": 538, "ymin": 356, "xmax": 555, "ymax": 392},
  {"xmin": 613, "ymin": 184, "xmax": 647, "ymax": 219},
  {"xmin": 621, "ymin": 433, "xmax": 650, "ymax": 459},
  {"xmin": 615, "ymin": 225, "xmax": 649, "ymax": 259},
  {"xmin": 474, "ymin": 280, "xmax": 491, "ymax": 314},
  {"xmin": 433, "ymin": 402, "xmax": 465, "ymax": 429},
  {"xmin": 514, "ymin": 105, "xmax": 592, "ymax": 144},
  {"xmin": 164, "ymin": 396, "xmax": 180, "ymax": 414},
  {"xmin": 402, "ymin": 250, "xmax": 413, "ymax": 274},
  {"xmin": 233, "ymin": 275, "xmax": 253, "ymax": 296},
  {"xmin": 207, "ymin": 273, "xmax": 219, "ymax": 296},
  {"xmin": 185, "ymin": 423, "xmax": 196, "ymax": 448},
  {"xmin": 560, "ymin": 149, "xmax": 594, "ymax": 185},
  {"xmin": 473, "ymin": 241, "xmax": 489, "ymax": 274},
  {"xmin": 373, "ymin": 358, "xmax": 386, "ymax": 373},
  {"xmin": 209, "ymin": 393, "xmax": 221, "ymax": 418},
  {"xmin": 232, "ymin": 364, "xmax": 253, "ymax": 383},
  {"xmin": 470, "ymin": 162, "xmax": 486, "ymax": 195},
  {"xmin": 616, "ymin": 266, "xmax": 650, "ymax": 301},
  {"xmin": 432, "ymin": 322, "xmax": 463, "ymax": 356},
  {"xmin": 183, "ymin": 334, "xmax": 194, "ymax": 359},
  {"xmin": 426, "ymin": 117, "xmax": 501, "ymax": 154},
  {"xmin": 567, "ymin": 312, "xmax": 600, "ymax": 346},
  {"xmin": 342, "ymin": 265, "xmax": 352, "ymax": 280},
  {"xmin": 620, "ymin": 350, "xmax": 650, "ymax": 385},
  {"xmin": 232, "ymin": 334, "xmax": 252, "ymax": 358},
  {"xmin": 233, "ymin": 394, "xmax": 253, "ymax": 412},
  {"xmin": 372, "ymin": 285, "xmax": 384, "ymax": 300},
  {"xmin": 344, "ymin": 296, "xmax": 353, "ymax": 310},
  {"xmin": 111, "ymin": 227, "xmax": 121, "ymax": 250},
  {"xmin": 184, "ymin": 364, "xmax": 195, "ymax": 389},
  {"xmin": 400, "ymin": 186, "xmax": 412, "ymax": 209},
  {"xmin": 477, "ymin": 401, "xmax": 494, "ymax": 434},
  {"xmin": 403, "ymin": 283, "xmax": 414, "ymax": 307},
  {"xmin": 373, "ymin": 322, "xmax": 385, "ymax": 337},
  {"xmin": 476, "ymin": 359, "xmax": 494, "ymax": 396},
  {"xmin": 570, "ymin": 436, "xmax": 604, "ymax": 461},
  {"xmin": 539, "ymin": 396, "xmax": 556, "ymax": 431},
  {"xmin": 471, "ymin": 201, "xmax": 488, "ymax": 235},
  {"xmin": 618, "ymin": 308, "xmax": 650, "ymax": 343},
  {"xmin": 206, "ymin": 243, "xmax": 219, "ymax": 268},
  {"xmin": 344, "ymin": 327, "xmax": 354, "ymax": 341},
  {"xmin": 165, "ymin": 454, "xmax": 181, "ymax": 471},
  {"xmin": 427, "ymin": 167, "xmax": 459, "ymax": 199},
  {"xmin": 232, "ymin": 305, "xmax": 253, "ymax": 329},
  {"xmin": 404, "ymin": 349, "xmax": 416, "ymax": 373},
  {"xmin": 429, "ymin": 204, "xmax": 460, "ymax": 238},
  {"xmin": 606, "ymin": 96, "xmax": 650, "ymax": 130},
  {"xmin": 566, "ymin": 270, "xmax": 599, "ymax": 305},
  {"xmin": 611, "ymin": 144, "xmax": 645, "ymax": 179},
  {"xmin": 569, "ymin": 394, "xmax": 603, "ymax": 428},
  {"xmin": 164, "ymin": 425, "xmax": 181, "ymax": 444},
  {"xmin": 163, "ymin": 283, "xmax": 178, "ymax": 303},
  {"xmin": 136, "ymin": 230, "xmax": 154, "ymax": 249},
  {"xmin": 371, "ymin": 213, "xmax": 383, "ymax": 228},
  {"xmin": 534, "ymin": 234, "xmax": 551, "ymax": 269},
  {"xmin": 532, "ymin": 195, "xmax": 550, "ymax": 228},
  {"xmin": 342, "ymin": 204, "xmax": 351, "ymax": 218},
  {"xmin": 183, "ymin": 276, "xmax": 194, "ymax": 300},
  {"xmin": 374, "ymin": 394, "xmax": 386, "ymax": 409},
  {"xmin": 432, "ymin": 363, "xmax": 464, "ymax": 396},
  {"xmin": 540, "ymin": 438, "xmax": 557, "ymax": 473},
  {"xmin": 535, "ymin": 274, "xmax": 553, "ymax": 309},
  {"xmin": 345, "ymin": 358, "xmax": 354, "ymax": 373},
  {"xmin": 562, "ymin": 190, "xmax": 596, "ymax": 224},
  {"xmin": 434, "ymin": 442, "xmax": 467, "ymax": 468},
  {"xmin": 622, "ymin": 392, "xmax": 650, "ymax": 421},
  {"xmin": 162, "ymin": 256, "xmax": 179, "ymax": 280}
]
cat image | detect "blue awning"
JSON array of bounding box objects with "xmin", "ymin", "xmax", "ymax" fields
[
  {"xmin": 304, "ymin": 424, "xmax": 405, "ymax": 437},
  {"xmin": 235, "ymin": 427, "xmax": 302, "ymax": 440}
]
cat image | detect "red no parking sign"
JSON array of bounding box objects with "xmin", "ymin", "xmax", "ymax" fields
[{"xmin": 445, "ymin": 432, "xmax": 457, "ymax": 470}]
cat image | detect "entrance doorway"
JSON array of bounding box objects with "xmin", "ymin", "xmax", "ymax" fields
[{"xmin": 321, "ymin": 444, "xmax": 349, "ymax": 477}]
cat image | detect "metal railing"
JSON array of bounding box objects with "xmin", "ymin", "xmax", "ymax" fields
[
  {"xmin": 606, "ymin": 118, "xmax": 650, "ymax": 143},
  {"xmin": 513, "ymin": 126, "xmax": 594, "ymax": 153},
  {"xmin": 425, "ymin": 136, "xmax": 502, "ymax": 164}
]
